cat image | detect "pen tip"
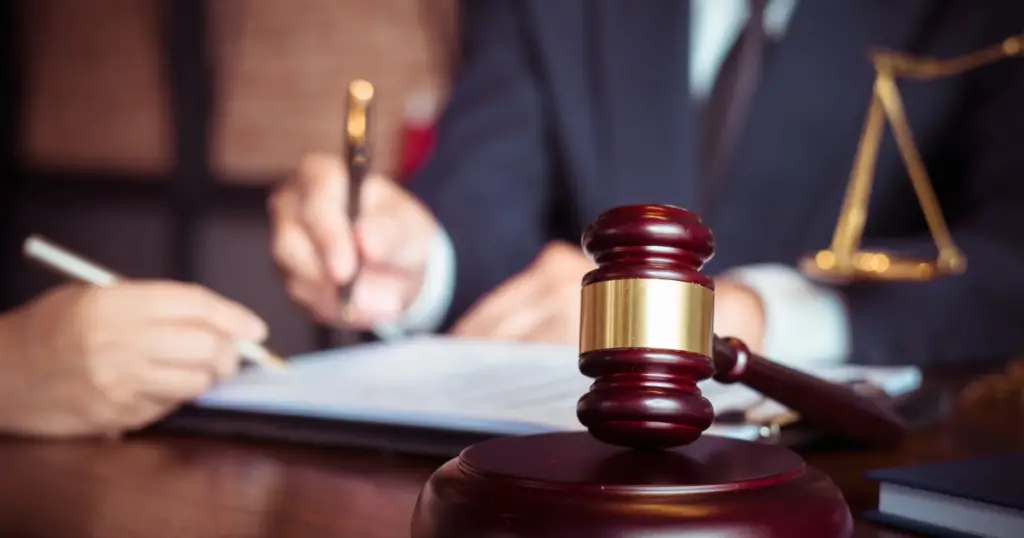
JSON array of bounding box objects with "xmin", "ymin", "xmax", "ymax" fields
[{"xmin": 264, "ymin": 352, "xmax": 290, "ymax": 372}]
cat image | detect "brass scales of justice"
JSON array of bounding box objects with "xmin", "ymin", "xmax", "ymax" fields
[{"xmin": 800, "ymin": 35, "xmax": 1024, "ymax": 282}]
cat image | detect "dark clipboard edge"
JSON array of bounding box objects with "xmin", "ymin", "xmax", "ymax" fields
[{"xmin": 146, "ymin": 405, "xmax": 497, "ymax": 458}]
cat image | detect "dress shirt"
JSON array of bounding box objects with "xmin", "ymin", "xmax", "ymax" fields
[{"xmin": 375, "ymin": 0, "xmax": 851, "ymax": 367}]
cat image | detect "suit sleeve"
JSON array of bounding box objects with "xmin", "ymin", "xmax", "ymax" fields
[
  {"xmin": 840, "ymin": 52, "xmax": 1024, "ymax": 366},
  {"xmin": 404, "ymin": 0, "xmax": 553, "ymax": 329}
]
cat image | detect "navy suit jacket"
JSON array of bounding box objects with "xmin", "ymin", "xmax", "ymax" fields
[{"xmin": 406, "ymin": 0, "xmax": 1024, "ymax": 366}]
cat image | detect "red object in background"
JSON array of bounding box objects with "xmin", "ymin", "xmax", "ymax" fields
[
  {"xmin": 398, "ymin": 123, "xmax": 436, "ymax": 183},
  {"xmin": 397, "ymin": 91, "xmax": 441, "ymax": 183}
]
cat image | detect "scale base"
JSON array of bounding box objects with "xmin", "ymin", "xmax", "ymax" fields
[{"xmin": 800, "ymin": 249, "xmax": 964, "ymax": 283}]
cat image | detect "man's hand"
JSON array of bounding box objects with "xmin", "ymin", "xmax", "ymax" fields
[
  {"xmin": 451, "ymin": 241, "xmax": 767, "ymax": 350},
  {"xmin": 268, "ymin": 154, "xmax": 438, "ymax": 329},
  {"xmin": 712, "ymin": 279, "xmax": 766, "ymax": 353},
  {"xmin": 0, "ymin": 281, "xmax": 267, "ymax": 438},
  {"xmin": 451, "ymin": 242, "xmax": 595, "ymax": 344}
]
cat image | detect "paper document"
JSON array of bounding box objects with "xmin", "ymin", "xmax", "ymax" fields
[{"xmin": 197, "ymin": 336, "xmax": 921, "ymax": 442}]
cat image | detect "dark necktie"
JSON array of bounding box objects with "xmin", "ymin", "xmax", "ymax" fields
[{"xmin": 700, "ymin": 0, "xmax": 768, "ymax": 205}]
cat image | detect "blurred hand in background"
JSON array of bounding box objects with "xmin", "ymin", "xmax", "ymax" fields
[{"xmin": 269, "ymin": 154, "xmax": 438, "ymax": 330}]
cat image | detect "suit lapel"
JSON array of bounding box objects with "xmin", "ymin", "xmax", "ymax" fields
[
  {"xmin": 587, "ymin": 0, "xmax": 697, "ymax": 217},
  {"xmin": 704, "ymin": 0, "xmax": 933, "ymax": 270}
]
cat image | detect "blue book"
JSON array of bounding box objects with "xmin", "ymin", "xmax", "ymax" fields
[{"xmin": 864, "ymin": 454, "xmax": 1024, "ymax": 537}]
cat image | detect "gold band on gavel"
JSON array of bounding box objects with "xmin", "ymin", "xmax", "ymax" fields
[{"xmin": 578, "ymin": 278, "xmax": 714, "ymax": 355}]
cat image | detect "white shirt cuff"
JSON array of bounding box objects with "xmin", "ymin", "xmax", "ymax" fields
[
  {"xmin": 723, "ymin": 263, "xmax": 851, "ymax": 366},
  {"xmin": 372, "ymin": 226, "xmax": 456, "ymax": 340}
]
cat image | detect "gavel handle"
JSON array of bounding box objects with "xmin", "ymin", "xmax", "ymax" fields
[{"xmin": 712, "ymin": 336, "xmax": 907, "ymax": 447}]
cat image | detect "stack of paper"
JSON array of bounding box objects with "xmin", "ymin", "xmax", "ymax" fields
[{"xmin": 197, "ymin": 336, "xmax": 921, "ymax": 442}]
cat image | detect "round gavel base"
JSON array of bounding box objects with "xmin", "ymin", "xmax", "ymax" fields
[{"xmin": 411, "ymin": 432, "xmax": 852, "ymax": 538}]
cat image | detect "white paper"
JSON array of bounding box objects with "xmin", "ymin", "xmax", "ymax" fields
[{"xmin": 197, "ymin": 336, "xmax": 921, "ymax": 442}]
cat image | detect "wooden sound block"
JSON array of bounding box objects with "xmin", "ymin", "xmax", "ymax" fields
[{"xmin": 411, "ymin": 432, "xmax": 853, "ymax": 538}]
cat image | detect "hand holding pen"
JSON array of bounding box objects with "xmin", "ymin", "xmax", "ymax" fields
[
  {"xmin": 0, "ymin": 236, "xmax": 283, "ymax": 439},
  {"xmin": 269, "ymin": 80, "xmax": 441, "ymax": 334}
]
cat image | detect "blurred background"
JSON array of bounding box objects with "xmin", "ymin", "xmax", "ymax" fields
[{"xmin": 0, "ymin": 0, "xmax": 459, "ymax": 356}]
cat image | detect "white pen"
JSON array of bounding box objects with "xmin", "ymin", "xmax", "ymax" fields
[{"xmin": 22, "ymin": 234, "xmax": 288, "ymax": 372}]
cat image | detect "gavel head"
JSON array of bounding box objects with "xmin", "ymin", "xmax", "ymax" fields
[{"xmin": 577, "ymin": 204, "xmax": 717, "ymax": 449}]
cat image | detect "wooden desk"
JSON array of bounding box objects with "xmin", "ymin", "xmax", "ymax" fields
[{"xmin": 0, "ymin": 378, "xmax": 1018, "ymax": 538}]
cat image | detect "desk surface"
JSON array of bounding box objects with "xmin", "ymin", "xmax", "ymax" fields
[{"xmin": 0, "ymin": 375, "xmax": 1018, "ymax": 538}]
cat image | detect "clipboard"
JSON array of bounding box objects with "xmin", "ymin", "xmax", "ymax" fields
[{"xmin": 149, "ymin": 337, "xmax": 924, "ymax": 458}]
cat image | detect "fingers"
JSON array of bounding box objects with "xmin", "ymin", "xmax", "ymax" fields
[
  {"xmin": 519, "ymin": 283, "xmax": 582, "ymax": 344},
  {"xmin": 450, "ymin": 247, "xmax": 585, "ymax": 344},
  {"xmin": 110, "ymin": 281, "xmax": 267, "ymax": 342},
  {"xmin": 285, "ymin": 278, "xmax": 341, "ymax": 325},
  {"xmin": 270, "ymin": 188, "xmax": 333, "ymax": 285},
  {"xmin": 138, "ymin": 364, "xmax": 221, "ymax": 402},
  {"xmin": 293, "ymin": 154, "xmax": 355, "ymax": 283},
  {"xmin": 269, "ymin": 154, "xmax": 355, "ymax": 284},
  {"xmin": 450, "ymin": 271, "xmax": 545, "ymax": 339},
  {"xmin": 518, "ymin": 311, "xmax": 580, "ymax": 345},
  {"xmin": 142, "ymin": 323, "xmax": 240, "ymax": 378},
  {"xmin": 272, "ymin": 184, "xmax": 344, "ymax": 321},
  {"xmin": 269, "ymin": 154, "xmax": 442, "ymax": 331},
  {"xmin": 100, "ymin": 280, "xmax": 264, "ymax": 340},
  {"xmin": 271, "ymin": 198, "xmax": 342, "ymax": 322},
  {"xmin": 137, "ymin": 324, "xmax": 238, "ymax": 407}
]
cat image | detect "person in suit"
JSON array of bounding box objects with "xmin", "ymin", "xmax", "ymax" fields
[{"xmin": 269, "ymin": 0, "xmax": 1024, "ymax": 367}]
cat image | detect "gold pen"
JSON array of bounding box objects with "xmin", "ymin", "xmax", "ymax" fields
[
  {"xmin": 318, "ymin": 79, "xmax": 404, "ymax": 342},
  {"xmin": 339, "ymin": 79, "xmax": 374, "ymax": 309},
  {"xmin": 22, "ymin": 235, "xmax": 288, "ymax": 372},
  {"xmin": 317, "ymin": 79, "xmax": 376, "ymax": 348}
]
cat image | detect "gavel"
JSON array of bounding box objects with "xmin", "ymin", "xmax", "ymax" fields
[
  {"xmin": 413, "ymin": 204, "xmax": 904, "ymax": 538},
  {"xmin": 575, "ymin": 204, "xmax": 907, "ymax": 450}
]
